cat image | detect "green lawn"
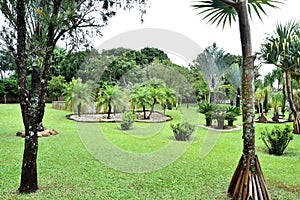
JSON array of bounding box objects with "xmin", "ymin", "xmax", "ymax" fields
[{"xmin": 0, "ymin": 104, "xmax": 299, "ymax": 199}]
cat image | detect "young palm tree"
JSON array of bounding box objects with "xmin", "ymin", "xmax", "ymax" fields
[
  {"xmin": 193, "ymin": 0, "xmax": 281, "ymax": 199},
  {"xmin": 261, "ymin": 20, "xmax": 300, "ymax": 134},
  {"xmin": 97, "ymin": 84, "xmax": 125, "ymax": 119},
  {"xmin": 64, "ymin": 78, "xmax": 94, "ymax": 117},
  {"xmin": 254, "ymin": 87, "xmax": 267, "ymax": 121},
  {"xmin": 131, "ymin": 86, "xmax": 152, "ymax": 119}
]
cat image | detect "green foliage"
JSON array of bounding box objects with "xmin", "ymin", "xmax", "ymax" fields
[
  {"xmin": 225, "ymin": 106, "xmax": 241, "ymax": 126},
  {"xmin": 198, "ymin": 102, "xmax": 212, "ymax": 119},
  {"xmin": 0, "ymin": 73, "xmax": 19, "ymax": 96},
  {"xmin": 64, "ymin": 78, "xmax": 94, "ymax": 116},
  {"xmin": 97, "ymin": 84, "xmax": 126, "ymax": 118},
  {"xmin": 170, "ymin": 121, "xmax": 196, "ymax": 141},
  {"xmin": 260, "ymin": 125, "xmax": 293, "ymax": 155},
  {"xmin": 48, "ymin": 75, "xmax": 66, "ymax": 100},
  {"xmin": 120, "ymin": 111, "xmax": 135, "ymax": 130},
  {"xmin": 192, "ymin": 0, "xmax": 281, "ymax": 28}
]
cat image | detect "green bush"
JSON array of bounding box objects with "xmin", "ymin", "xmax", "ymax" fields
[
  {"xmin": 171, "ymin": 121, "xmax": 196, "ymax": 141},
  {"xmin": 260, "ymin": 125, "xmax": 293, "ymax": 155},
  {"xmin": 120, "ymin": 111, "xmax": 135, "ymax": 130}
]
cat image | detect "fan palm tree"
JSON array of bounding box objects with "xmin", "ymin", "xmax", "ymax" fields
[
  {"xmin": 260, "ymin": 20, "xmax": 300, "ymax": 134},
  {"xmin": 64, "ymin": 78, "xmax": 94, "ymax": 117},
  {"xmin": 193, "ymin": 0, "xmax": 281, "ymax": 199},
  {"xmin": 192, "ymin": 43, "xmax": 235, "ymax": 103}
]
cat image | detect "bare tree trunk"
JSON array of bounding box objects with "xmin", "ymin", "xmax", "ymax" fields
[
  {"xmin": 285, "ymin": 70, "xmax": 300, "ymax": 134},
  {"xmin": 228, "ymin": 1, "xmax": 270, "ymax": 199},
  {"xmin": 236, "ymin": 87, "xmax": 240, "ymax": 108}
]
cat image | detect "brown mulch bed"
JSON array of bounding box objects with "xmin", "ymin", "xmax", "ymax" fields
[{"xmin": 66, "ymin": 111, "xmax": 172, "ymax": 123}]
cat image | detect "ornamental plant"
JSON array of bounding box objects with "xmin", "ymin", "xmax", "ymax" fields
[{"xmin": 260, "ymin": 125, "xmax": 293, "ymax": 155}]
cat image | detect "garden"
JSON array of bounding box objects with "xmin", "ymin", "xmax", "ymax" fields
[
  {"xmin": 1, "ymin": 0, "xmax": 300, "ymax": 199},
  {"xmin": 1, "ymin": 103, "xmax": 300, "ymax": 199}
]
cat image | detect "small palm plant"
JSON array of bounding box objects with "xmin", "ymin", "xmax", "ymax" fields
[
  {"xmin": 198, "ymin": 102, "xmax": 212, "ymax": 126},
  {"xmin": 225, "ymin": 106, "xmax": 241, "ymax": 126}
]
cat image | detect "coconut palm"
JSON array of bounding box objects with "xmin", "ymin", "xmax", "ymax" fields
[
  {"xmin": 64, "ymin": 78, "xmax": 94, "ymax": 117},
  {"xmin": 193, "ymin": 0, "xmax": 281, "ymax": 199},
  {"xmin": 260, "ymin": 20, "xmax": 300, "ymax": 134},
  {"xmin": 97, "ymin": 84, "xmax": 125, "ymax": 119}
]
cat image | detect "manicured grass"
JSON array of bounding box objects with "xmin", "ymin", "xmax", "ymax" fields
[{"xmin": 0, "ymin": 104, "xmax": 299, "ymax": 199}]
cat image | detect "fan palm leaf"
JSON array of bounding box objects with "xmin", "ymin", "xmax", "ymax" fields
[{"xmin": 192, "ymin": 0, "xmax": 282, "ymax": 28}]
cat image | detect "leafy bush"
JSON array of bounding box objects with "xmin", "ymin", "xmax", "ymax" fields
[
  {"xmin": 171, "ymin": 121, "xmax": 196, "ymax": 141},
  {"xmin": 120, "ymin": 111, "xmax": 135, "ymax": 130},
  {"xmin": 260, "ymin": 125, "xmax": 293, "ymax": 155},
  {"xmin": 225, "ymin": 106, "xmax": 241, "ymax": 126},
  {"xmin": 198, "ymin": 103, "xmax": 212, "ymax": 126}
]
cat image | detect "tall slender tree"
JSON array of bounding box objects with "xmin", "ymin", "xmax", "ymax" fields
[
  {"xmin": 0, "ymin": 0, "xmax": 148, "ymax": 193},
  {"xmin": 193, "ymin": 0, "xmax": 282, "ymax": 199}
]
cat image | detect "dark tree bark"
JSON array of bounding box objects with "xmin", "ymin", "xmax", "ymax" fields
[
  {"xmin": 17, "ymin": 0, "xmax": 61, "ymax": 193},
  {"xmin": 227, "ymin": 1, "xmax": 271, "ymax": 199},
  {"xmin": 147, "ymin": 99, "xmax": 157, "ymax": 119}
]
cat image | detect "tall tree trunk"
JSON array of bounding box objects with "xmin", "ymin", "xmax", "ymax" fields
[
  {"xmin": 17, "ymin": 0, "xmax": 61, "ymax": 193},
  {"xmin": 285, "ymin": 70, "xmax": 300, "ymax": 134},
  {"xmin": 78, "ymin": 103, "xmax": 81, "ymax": 117},
  {"xmin": 228, "ymin": 1, "xmax": 270, "ymax": 199},
  {"xmin": 16, "ymin": 0, "xmax": 39, "ymax": 193}
]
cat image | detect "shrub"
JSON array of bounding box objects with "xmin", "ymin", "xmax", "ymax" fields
[
  {"xmin": 171, "ymin": 121, "xmax": 196, "ymax": 141},
  {"xmin": 225, "ymin": 106, "xmax": 241, "ymax": 126},
  {"xmin": 260, "ymin": 125, "xmax": 293, "ymax": 155},
  {"xmin": 120, "ymin": 111, "xmax": 135, "ymax": 130}
]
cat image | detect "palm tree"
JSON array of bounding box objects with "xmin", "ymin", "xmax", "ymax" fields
[
  {"xmin": 225, "ymin": 63, "xmax": 242, "ymax": 108},
  {"xmin": 131, "ymin": 86, "xmax": 152, "ymax": 119},
  {"xmin": 97, "ymin": 84, "xmax": 125, "ymax": 119},
  {"xmin": 146, "ymin": 85, "xmax": 166, "ymax": 119},
  {"xmin": 260, "ymin": 20, "xmax": 300, "ymax": 134},
  {"xmin": 270, "ymin": 91, "xmax": 284, "ymax": 121},
  {"xmin": 192, "ymin": 43, "xmax": 235, "ymax": 103},
  {"xmin": 193, "ymin": 0, "xmax": 281, "ymax": 199},
  {"xmin": 254, "ymin": 88, "xmax": 267, "ymax": 121},
  {"xmin": 64, "ymin": 78, "xmax": 94, "ymax": 117},
  {"xmin": 161, "ymin": 87, "xmax": 178, "ymax": 114}
]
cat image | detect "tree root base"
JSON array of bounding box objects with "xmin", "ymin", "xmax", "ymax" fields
[{"xmin": 228, "ymin": 155, "xmax": 271, "ymax": 200}]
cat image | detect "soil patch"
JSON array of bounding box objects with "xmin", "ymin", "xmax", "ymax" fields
[{"xmin": 66, "ymin": 111, "xmax": 172, "ymax": 123}]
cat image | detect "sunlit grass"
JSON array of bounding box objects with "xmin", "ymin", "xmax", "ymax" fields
[{"xmin": 0, "ymin": 103, "xmax": 299, "ymax": 199}]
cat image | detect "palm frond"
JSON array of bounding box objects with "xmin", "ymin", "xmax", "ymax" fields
[{"xmin": 192, "ymin": 0, "xmax": 284, "ymax": 28}]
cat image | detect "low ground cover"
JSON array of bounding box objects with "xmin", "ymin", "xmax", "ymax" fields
[{"xmin": 0, "ymin": 104, "xmax": 299, "ymax": 199}]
